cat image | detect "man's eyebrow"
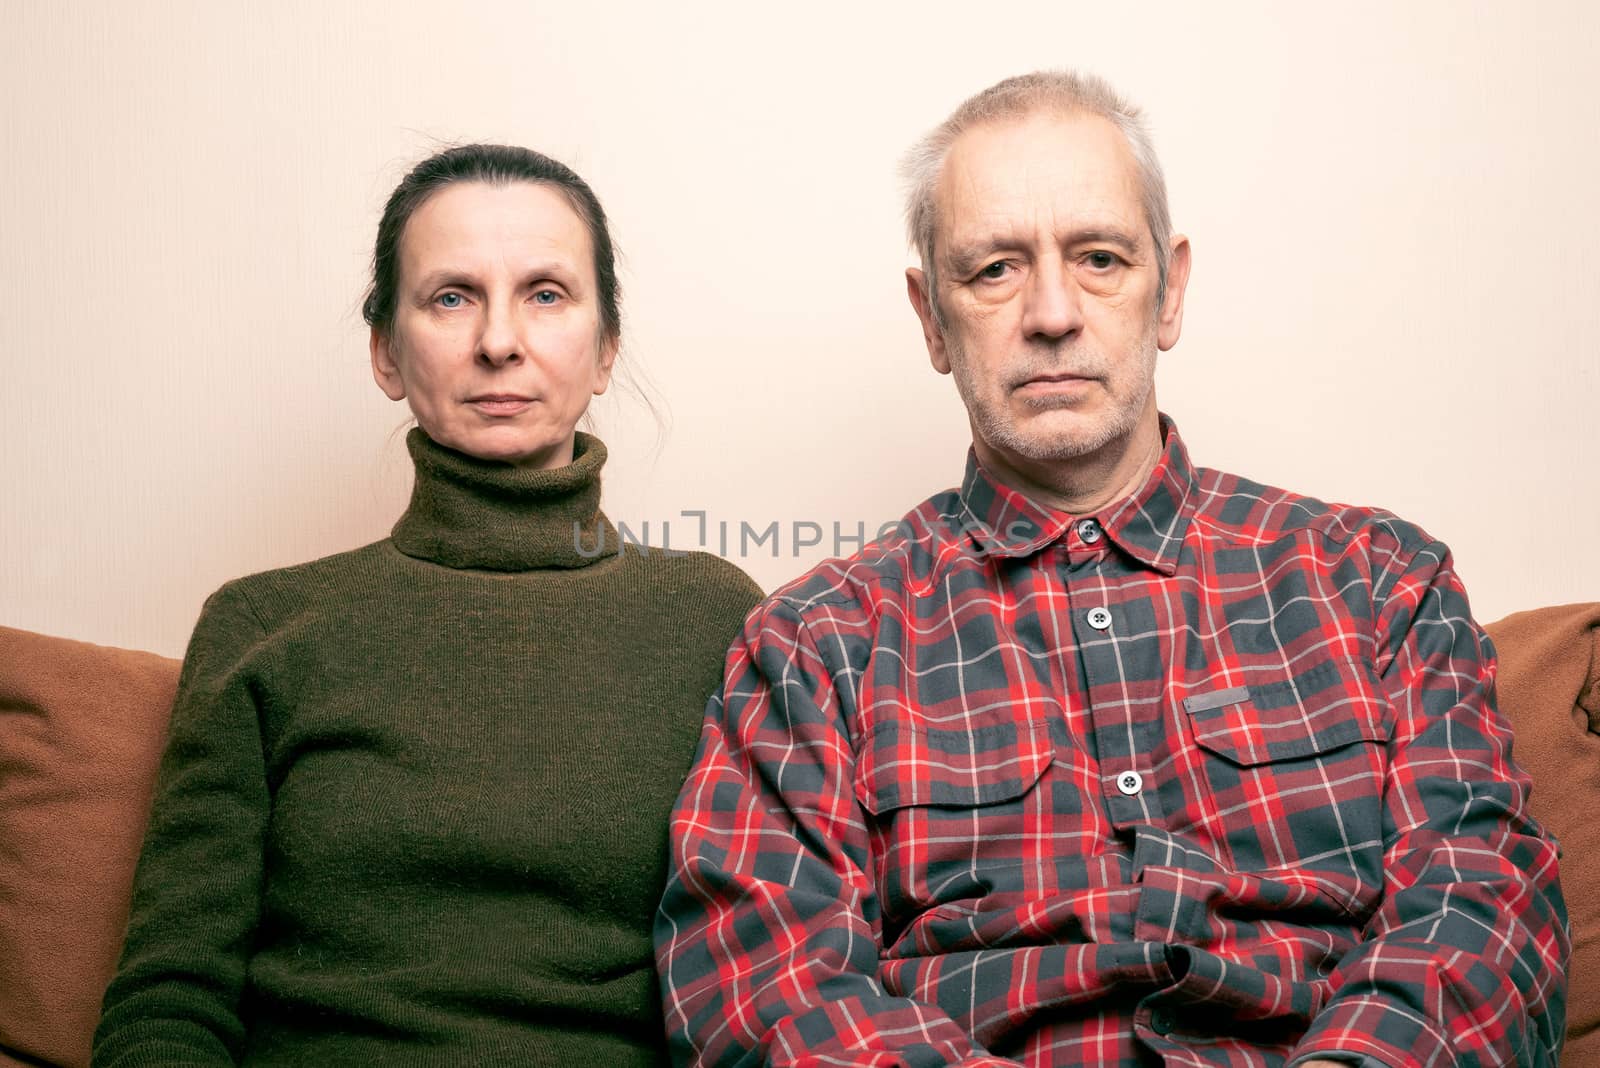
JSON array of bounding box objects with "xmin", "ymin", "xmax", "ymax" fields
[
  {"xmin": 1070, "ymin": 228, "xmax": 1143, "ymax": 253},
  {"xmin": 943, "ymin": 240, "xmax": 1006, "ymax": 279},
  {"xmin": 941, "ymin": 228, "xmax": 1146, "ymax": 279}
]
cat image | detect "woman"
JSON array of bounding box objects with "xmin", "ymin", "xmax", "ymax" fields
[{"xmin": 93, "ymin": 145, "xmax": 762, "ymax": 1065}]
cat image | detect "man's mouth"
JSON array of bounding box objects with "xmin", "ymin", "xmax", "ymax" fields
[{"xmin": 1016, "ymin": 373, "xmax": 1094, "ymax": 391}]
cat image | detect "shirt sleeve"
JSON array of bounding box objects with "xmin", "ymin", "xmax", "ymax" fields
[
  {"xmin": 1291, "ymin": 533, "xmax": 1570, "ymax": 1066},
  {"xmin": 655, "ymin": 598, "xmax": 1019, "ymax": 1067},
  {"xmin": 93, "ymin": 582, "xmax": 271, "ymax": 1067}
]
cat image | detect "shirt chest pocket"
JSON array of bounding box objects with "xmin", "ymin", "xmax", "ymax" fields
[
  {"xmin": 853, "ymin": 713, "xmax": 1055, "ymax": 925},
  {"xmin": 1183, "ymin": 660, "xmax": 1390, "ymax": 766},
  {"xmin": 1181, "ymin": 660, "xmax": 1391, "ymax": 902}
]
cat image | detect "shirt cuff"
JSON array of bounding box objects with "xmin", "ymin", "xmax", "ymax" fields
[{"xmin": 1289, "ymin": 1054, "xmax": 1388, "ymax": 1068}]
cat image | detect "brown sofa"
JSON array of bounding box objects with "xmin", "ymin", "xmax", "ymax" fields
[{"xmin": 2, "ymin": 605, "xmax": 1597, "ymax": 1067}]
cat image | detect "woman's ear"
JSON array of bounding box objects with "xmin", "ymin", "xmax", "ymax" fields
[
  {"xmin": 370, "ymin": 327, "xmax": 407, "ymax": 401},
  {"xmin": 592, "ymin": 332, "xmax": 619, "ymax": 396}
]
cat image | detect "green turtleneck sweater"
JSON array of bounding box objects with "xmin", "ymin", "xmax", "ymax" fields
[{"xmin": 93, "ymin": 431, "xmax": 761, "ymax": 1066}]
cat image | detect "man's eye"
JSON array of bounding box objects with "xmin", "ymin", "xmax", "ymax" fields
[
  {"xmin": 1086, "ymin": 251, "xmax": 1118, "ymax": 269},
  {"xmin": 978, "ymin": 262, "xmax": 1009, "ymax": 281},
  {"xmin": 436, "ymin": 292, "xmax": 464, "ymax": 309}
]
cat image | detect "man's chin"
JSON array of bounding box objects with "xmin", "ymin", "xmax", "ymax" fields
[
  {"xmin": 1001, "ymin": 410, "xmax": 1122, "ymax": 459},
  {"xmin": 1013, "ymin": 390, "xmax": 1092, "ymax": 412},
  {"xmin": 1011, "ymin": 438, "xmax": 1109, "ymax": 463},
  {"xmin": 987, "ymin": 428, "xmax": 1113, "ymax": 464}
]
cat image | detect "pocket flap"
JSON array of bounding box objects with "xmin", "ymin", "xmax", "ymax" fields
[
  {"xmin": 854, "ymin": 715, "xmax": 1054, "ymax": 815},
  {"xmin": 1185, "ymin": 662, "xmax": 1388, "ymax": 766}
]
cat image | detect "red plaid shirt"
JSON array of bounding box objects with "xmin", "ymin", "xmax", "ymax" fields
[{"xmin": 656, "ymin": 417, "xmax": 1567, "ymax": 1067}]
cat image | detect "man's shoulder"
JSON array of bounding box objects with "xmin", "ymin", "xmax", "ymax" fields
[
  {"xmin": 759, "ymin": 486, "xmax": 969, "ymax": 618},
  {"xmin": 1188, "ymin": 464, "xmax": 1438, "ymax": 559}
]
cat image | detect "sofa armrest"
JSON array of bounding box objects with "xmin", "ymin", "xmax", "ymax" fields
[
  {"xmin": 0, "ymin": 627, "xmax": 179, "ymax": 1068},
  {"xmin": 1485, "ymin": 602, "xmax": 1600, "ymax": 1051}
]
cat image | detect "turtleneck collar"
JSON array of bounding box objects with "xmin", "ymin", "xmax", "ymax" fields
[{"xmin": 390, "ymin": 428, "xmax": 619, "ymax": 571}]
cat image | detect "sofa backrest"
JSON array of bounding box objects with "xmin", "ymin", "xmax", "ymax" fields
[{"xmin": 0, "ymin": 627, "xmax": 179, "ymax": 1068}]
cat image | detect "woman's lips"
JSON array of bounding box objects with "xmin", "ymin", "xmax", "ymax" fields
[{"xmin": 467, "ymin": 395, "xmax": 534, "ymax": 416}]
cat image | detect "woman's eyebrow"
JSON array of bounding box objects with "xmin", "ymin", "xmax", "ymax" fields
[
  {"xmin": 412, "ymin": 268, "xmax": 478, "ymax": 292},
  {"xmin": 411, "ymin": 262, "xmax": 582, "ymax": 292}
]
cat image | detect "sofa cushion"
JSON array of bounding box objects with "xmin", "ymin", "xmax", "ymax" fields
[
  {"xmin": 1485, "ymin": 602, "xmax": 1600, "ymax": 1055},
  {"xmin": 0, "ymin": 608, "xmax": 1593, "ymax": 1066},
  {"xmin": 0, "ymin": 627, "xmax": 179, "ymax": 1068}
]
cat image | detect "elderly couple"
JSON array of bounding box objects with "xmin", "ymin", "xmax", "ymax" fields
[{"xmin": 92, "ymin": 70, "xmax": 1567, "ymax": 1067}]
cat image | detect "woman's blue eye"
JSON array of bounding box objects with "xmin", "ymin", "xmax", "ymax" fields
[
  {"xmin": 437, "ymin": 292, "xmax": 463, "ymax": 308},
  {"xmin": 533, "ymin": 289, "xmax": 559, "ymax": 305}
]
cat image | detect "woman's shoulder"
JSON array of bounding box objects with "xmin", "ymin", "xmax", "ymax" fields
[
  {"xmin": 609, "ymin": 549, "xmax": 764, "ymax": 635},
  {"xmin": 619, "ymin": 548, "xmax": 762, "ymax": 602},
  {"xmin": 600, "ymin": 550, "xmax": 762, "ymax": 665},
  {"xmin": 200, "ymin": 540, "xmax": 398, "ymax": 632}
]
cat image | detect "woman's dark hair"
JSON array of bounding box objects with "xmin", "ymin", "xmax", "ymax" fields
[{"xmin": 362, "ymin": 144, "xmax": 621, "ymax": 342}]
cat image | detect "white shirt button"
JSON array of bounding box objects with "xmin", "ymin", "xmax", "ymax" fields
[
  {"xmin": 1086, "ymin": 606, "xmax": 1112, "ymax": 631},
  {"xmin": 1076, "ymin": 518, "xmax": 1103, "ymax": 544},
  {"xmin": 1117, "ymin": 771, "xmax": 1144, "ymax": 796}
]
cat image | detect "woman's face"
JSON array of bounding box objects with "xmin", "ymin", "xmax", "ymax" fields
[{"xmin": 370, "ymin": 180, "xmax": 617, "ymax": 468}]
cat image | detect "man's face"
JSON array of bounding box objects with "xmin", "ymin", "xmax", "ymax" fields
[{"xmin": 908, "ymin": 109, "xmax": 1188, "ymax": 477}]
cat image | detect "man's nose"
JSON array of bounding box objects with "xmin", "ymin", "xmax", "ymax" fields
[
  {"xmin": 477, "ymin": 303, "xmax": 522, "ymax": 367},
  {"xmin": 1020, "ymin": 259, "xmax": 1084, "ymax": 341}
]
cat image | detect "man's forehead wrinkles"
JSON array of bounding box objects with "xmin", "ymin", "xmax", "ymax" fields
[{"xmin": 935, "ymin": 156, "xmax": 1148, "ymax": 275}]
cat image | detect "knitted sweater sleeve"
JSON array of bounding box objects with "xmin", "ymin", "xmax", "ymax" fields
[{"xmin": 93, "ymin": 582, "xmax": 271, "ymax": 1066}]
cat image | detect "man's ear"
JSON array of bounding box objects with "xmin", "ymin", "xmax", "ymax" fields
[
  {"xmin": 370, "ymin": 327, "xmax": 407, "ymax": 401},
  {"xmin": 1156, "ymin": 235, "xmax": 1192, "ymax": 352},
  {"xmin": 906, "ymin": 268, "xmax": 951, "ymax": 374}
]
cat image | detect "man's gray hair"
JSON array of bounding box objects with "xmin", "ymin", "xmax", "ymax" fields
[{"xmin": 900, "ymin": 70, "xmax": 1174, "ymax": 319}]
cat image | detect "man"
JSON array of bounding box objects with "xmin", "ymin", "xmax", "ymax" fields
[{"xmin": 655, "ymin": 71, "xmax": 1568, "ymax": 1067}]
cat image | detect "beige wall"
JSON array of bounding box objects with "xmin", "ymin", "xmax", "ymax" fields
[{"xmin": 3, "ymin": 1, "xmax": 1597, "ymax": 658}]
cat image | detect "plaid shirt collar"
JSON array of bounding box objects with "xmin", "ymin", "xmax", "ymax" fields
[{"xmin": 955, "ymin": 413, "xmax": 1196, "ymax": 577}]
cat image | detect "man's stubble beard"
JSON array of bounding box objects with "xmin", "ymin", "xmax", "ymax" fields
[{"xmin": 945, "ymin": 325, "xmax": 1159, "ymax": 463}]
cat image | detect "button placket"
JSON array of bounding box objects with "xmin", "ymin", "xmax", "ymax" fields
[{"xmin": 1068, "ymin": 558, "xmax": 1169, "ymax": 829}]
